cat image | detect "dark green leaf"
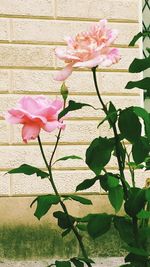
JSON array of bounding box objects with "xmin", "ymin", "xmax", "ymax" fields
[
  {"xmin": 76, "ymin": 177, "xmax": 98, "ymax": 191},
  {"xmin": 86, "ymin": 137, "xmax": 114, "ymax": 175},
  {"xmin": 71, "ymin": 258, "xmax": 84, "ymax": 267},
  {"xmin": 76, "ymin": 223, "xmax": 87, "ymax": 231},
  {"xmin": 55, "ymin": 260, "xmax": 71, "ymax": 267},
  {"xmin": 107, "ymin": 175, "xmax": 119, "ymax": 188},
  {"xmin": 77, "ymin": 258, "xmax": 95, "ymax": 264},
  {"xmin": 133, "ymin": 106, "xmax": 150, "ymax": 141},
  {"xmin": 8, "ymin": 164, "xmax": 49, "ymax": 179},
  {"xmin": 54, "ymin": 155, "xmax": 83, "ymax": 164},
  {"xmin": 126, "ymin": 245, "xmax": 149, "ymax": 257},
  {"xmin": 124, "ymin": 188, "xmax": 146, "ymax": 217},
  {"xmin": 129, "ymin": 32, "xmax": 144, "ymax": 46},
  {"xmin": 31, "ymin": 195, "xmax": 60, "ymax": 220},
  {"xmin": 53, "ymin": 211, "xmax": 75, "ymax": 229},
  {"xmin": 129, "ymin": 31, "xmax": 150, "ymax": 46},
  {"xmin": 61, "ymin": 228, "xmax": 71, "ymax": 237},
  {"xmin": 108, "ymin": 101, "xmax": 118, "ymax": 125},
  {"xmin": 129, "ymin": 55, "xmax": 150, "ymax": 73},
  {"xmin": 132, "ymin": 137, "xmax": 150, "ymax": 164},
  {"xmin": 114, "ymin": 216, "xmax": 134, "ymax": 245},
  {"xmin": 58, "ymin": 100, "xmax": 96, "ymax": 120},
  {"xmin": 87, "ymin": 213, "xmax": 112, "ymax": 238},
  {"xmin": 67, "ymin": 195, "xmax": 92, "ymax": 205},
  {"xmin": 126, "ymin": 78, "xmax": 150, "ymax": 91},
  {"xmin": 108, "ymin": 185, "xmax": 124, "ymax": 212},
  {"xmin": 118, "ymin": 108, "xmax": 141, "ymax": 143},
  {"xmin": 137, "ymin": 209, "xmax": 150, "ymax": 219},
  {"xmin": 99, "ymin": 173, "xmax": 120, "ymax": 192}
]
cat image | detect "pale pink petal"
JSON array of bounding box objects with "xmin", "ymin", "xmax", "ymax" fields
[
  {"xmin": 52, "ymin": 99, "xmax": 63, "ymax": 111},
  {"xmin": 19, "ymin": 96, "xmax": 40, "ymax": 114},
  {"xmin": 55, "ymin": 47, "xmax": 79, "ymax": 61},
  {"xmin": 43, "ymin": 121, "xmax": 60, "ymax": 132},
  {"xmin": 53, "ymin": 63, "xmax": 74, "ymax": 81},
  {"xmin": 43, "ymin": 120, "xmax": 66, "ymax": 132},
  {"xmin": 5, "ymin": 113, "xmax": 23, "ymax": 124},
  {"xmin": 73, "ymin": 57, "xmax": 103, "ymax": 68},
  {"xmin": 22, "ymin": 123, "xmax": 40, "ymax": 142}
]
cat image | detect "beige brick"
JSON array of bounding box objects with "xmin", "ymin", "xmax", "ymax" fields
[
  {"xmin": 0, "ymin": 120, "xmax": 10, "ymax": 144},
  {"xmin": 0, "ymin": 18, "xmax": 9, "ymax": 40},
  {"xmin": 0, "ymin": 70, "xmax": 10, "ymax": 92},
  {"xmin": 12, "ymin": 69, "xmax": 140, "ymax": 95},
  {"xmin": 0, "ymin": 45, "xmax": 54, "ymax": 67},
  {"xmin": 9, "ymin": 168, "xmax": 150, "ymax": 195},
  {"xmin": 0, "ymin": 0, "xmax": 54, "ymax": 16},
  {"xmin": 56, "ymin": 47, "xmax": 140, "ymax": 70},
  {"xmin": 0, "ymin": 172, "xmax": 10, "ymax": 195},
  {"xmin": 0, "ymin": 94, "xmax": 141, "ymax": 119},
  {"xmin": 12, "ymin": 19, "xmax": 139, "ymax": 45},
  {"xmin": 65, "ymin": 95, "xmax": 141, "ymax": 118},
  {"xmin": 0, "ymin": 144, "xmax": 90, "ymax": 169},
  {"xmin": 11, "ymin": 169, "xmax": 98, "ymax": 195},
  {"xmin": 56, "ymin": 0, "xmax": 139, "ymax": 21}
]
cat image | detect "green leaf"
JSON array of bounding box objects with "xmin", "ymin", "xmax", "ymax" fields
[
  {"xmin": 108, "ymin": 185, "xmax": 124, "ymax": 212},
  {"xmin": 126, "ymin": 245, "xmax": 149, "ymax": 257},
  {"xmin": 114, "ymin": 216, "xmax": 134, "ymax": 245},
  {"xmin": 86, "ymin": 137, "xmax": 114, "ymax": 175},
  {"xmin": 76, "ymin": 223, "xmax": 87, "ymax": 231},
  {"xmin": 108, "ymin": 101, "xmax": 118, "ymax": 125},
  {"xmin": 54, "ymin": 155, "xmax": 83, "ymax": 164},
  {"xmin": 61, "ymin": 228, "xmax": 71, "ymax": 238},
  {"xmin": 126, "ymin": 78, "xmax": 150, "ymax": 91},
  {"xmin": 58, "ymin": 100, "xmax": 96, "ymax": 120},
  {"xmin": 87, "ymin": 213, "xmax": 112, "ymax": 238},
  {"xmin": 107, "ymin": 175, "xmax": 119, "ymax": 188},
  {"xmin": 31, "ymin": 195, "xmax": 60, "ymax": 220},
  {"xmin": 132, "ymin": 137, "xmax": 150, "ymax": 164},
  {"xmin": 76, "ymin": 177, "xmax": 98, "ymax": 191},
  {"xmin": 67, "ymin": 195, "xmax": 92, "ymax": 205},
  {"xmin": 129, "ymin": 32, "xmax": 143, "ymax": 46},
  {"xmin": 124, "ymin": 188, "xmax": 146, "ymax": 217},
  {"xmin": 129, "ymin": 31, "xmax": 150, "ymax": 46},
  {"xmin": 137, "ymin": 209, "xmax": 150, "ymax": 219},
  {"xmin": 133, "ymin": 106, "xmax": 150, "ymax": 141},
  {"xmin": 71, "ymin": 258, "xmax": 84, "ymax": 267},
  {"xmin": 55, "ymin": 260, "xmax": 71, "ymax": 267},
  {"xmin": 8, "ymin": 164, "xmax": 49, "ymax": 179},
  {"xmin": 99, "ymin": 173, "xmax": 119, "ymax": 192},
  {"xmin": 118, "ymin": 108, "xmax": 141, "ymax": 143},
  {"xmin": 53, "ymin": 211, "xmax": 75, "ymax": 229},
  {"xmin": 129, "ymin": 55, "xmax": 150, "ymax": 73}
]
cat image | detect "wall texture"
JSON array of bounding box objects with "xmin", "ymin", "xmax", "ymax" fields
[{"xmin": 0, "ymin": 0, "xmax": 144, "ymax": 202}]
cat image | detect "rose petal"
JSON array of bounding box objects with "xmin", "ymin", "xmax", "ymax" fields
[
  {"xmin": 22, "ymin": 123, "xmax": 40, "ymax": 142},
  {"xmin": 53, "ymin": 63, "xmax": 74, "ymax": 81}
]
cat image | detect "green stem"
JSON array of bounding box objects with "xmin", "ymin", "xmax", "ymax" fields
[
  {"xmin": 92, "ymin": 67, "xmax": 128, "ymax": 199},
  {"xmin": 37, "ymin": 135, "xmax": 92, "ymax": 267}
]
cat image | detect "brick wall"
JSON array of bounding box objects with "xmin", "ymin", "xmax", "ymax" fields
[{"xmin": 0, "ymin": 0, "xmax": 143, "ymax": 197}]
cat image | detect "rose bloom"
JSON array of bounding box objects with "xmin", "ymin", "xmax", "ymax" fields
[
  {"xmin": 54, "ymin": 19, "xmax": 120, "ymax": 81},
  {"xmin": 6, "ymin": 96, "xmax": 65, "ymax": 143}
]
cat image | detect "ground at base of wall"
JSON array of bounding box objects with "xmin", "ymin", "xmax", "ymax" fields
[{"xmin": 0, "ymin": 258, "xmax": 124, "ymax": 267}]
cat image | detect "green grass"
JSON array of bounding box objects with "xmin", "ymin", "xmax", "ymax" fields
[{"xmin": 0, "ymin": 224, "xmax": 127, "ymax": 260}]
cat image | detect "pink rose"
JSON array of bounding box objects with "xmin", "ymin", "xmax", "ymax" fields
[
  {"xmin": 6, "ymin": 96, "xmax": 65, "ymax": 143},
  {"xmin": 54, "ymin": 19, "xmax": 121, "ymax": 81}
]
